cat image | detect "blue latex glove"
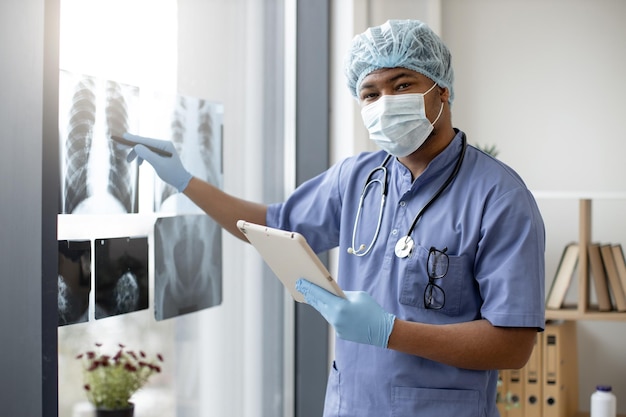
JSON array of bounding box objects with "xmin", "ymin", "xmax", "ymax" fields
[
  {"xmin": 123, "ymin": 133, "xmax": 192, "ymax": 192},
  {"xmin": 295, "ymin": 279, "xmax": 396, "ymax": 348}
]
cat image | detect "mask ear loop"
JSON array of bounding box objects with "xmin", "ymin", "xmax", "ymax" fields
[{"xmin": 430, "ymin": 102, "xmax": 444, "ymax": 127}]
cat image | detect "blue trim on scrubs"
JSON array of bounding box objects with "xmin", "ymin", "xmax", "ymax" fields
[{"xmin": 266, "ymin": 130, "xmax": 545, "ymax": 417}]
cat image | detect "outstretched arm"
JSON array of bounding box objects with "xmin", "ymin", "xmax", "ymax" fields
[
  {"xmin": 183, "ymin": 177, "xmax": 267, "ymax": 241},
  {"xmin": 123, "ymin": 133, "xmax": 267, "ymax": 241}
]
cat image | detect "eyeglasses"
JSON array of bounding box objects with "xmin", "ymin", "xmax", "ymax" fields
[{"xmin": 425, "ymin": 247, "xmax": 449, "ymax": 309}]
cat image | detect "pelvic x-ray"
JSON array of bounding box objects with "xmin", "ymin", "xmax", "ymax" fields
[
  {"xmin": 94, "ymin": 237, "xmax": 149, "ymax": 319},
  {"xmin": 57, "ymin": 240, "xmax": 91, "ymax": 326},
  {"xmin": 154, "ymin": 215, "xmax": 222, "ymax": 320},
  {"xmin": 58, "ymin": 70, "xmax": 140, "ymax": 214}
]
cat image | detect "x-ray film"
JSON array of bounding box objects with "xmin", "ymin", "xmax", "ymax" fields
[
  {"xmin": 140, "ymin": 93, "xmax": 223, "ymax": 214},
  {"xmin": 57, "ymin": 240, "xmax": 91, "ymax": 326},
  {"xmin": 94, "ymin": 237, "xmax": 149, "ymax": 319},
  {"xmin": 154, "ymin": 215, "xmax": 222, "ymax": 320},
  {"xmin": 58, "ymin": 70, "xmax": 140, "ymax": 214}
]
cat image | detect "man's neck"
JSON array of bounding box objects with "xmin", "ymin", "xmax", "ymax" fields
[{"xmin": 397, "ymin": 127, "xmax": 457, "ymax": 181}]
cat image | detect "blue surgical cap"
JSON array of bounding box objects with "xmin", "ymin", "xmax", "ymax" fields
[{"xmin": 345, "ymin": 19, "xmax": 454, "ymax": 103}]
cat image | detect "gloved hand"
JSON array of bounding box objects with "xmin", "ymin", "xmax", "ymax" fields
[
  {"xmin": 295, "ymin": 279, "xmax": 396, "ymax": 348},
  {"xmin": 123, "ymin": 133, "xmax": 193, "ymax": 193}
]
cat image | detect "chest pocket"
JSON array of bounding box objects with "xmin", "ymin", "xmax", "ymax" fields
[{"xmin": 399, "ymin": 245, "xmax": 466, "ymax": 316}]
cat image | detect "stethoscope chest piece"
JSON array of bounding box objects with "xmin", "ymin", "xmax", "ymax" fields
[{"xmin": 394, "ymin": 235, "xmax": 414, "ymax": 258}]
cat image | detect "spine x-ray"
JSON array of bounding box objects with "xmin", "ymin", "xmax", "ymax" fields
[{"xmin": 152, "ymin": 94, "xmax": 223, "ymax": 213}]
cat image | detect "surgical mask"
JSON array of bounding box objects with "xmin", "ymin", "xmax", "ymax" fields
[{"xmin": 361, "ymin": 83, "xmax": 443, "ymax": 157}]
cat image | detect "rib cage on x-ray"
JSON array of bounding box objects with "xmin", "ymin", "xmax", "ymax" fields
[
  {"xmin": 157, "ymin": 96, "xmax": 220, "ymax": 211},
  {"xmin": 63, "ymin": 77, "xmax": 96, "ymax": 214},
  {"xmin": 105, "ymin": 80, "xmax": 134, "ymax": 213},
  {"xmin": 59, "ymin": 71, "xmax": 139, "ymax": 214}
]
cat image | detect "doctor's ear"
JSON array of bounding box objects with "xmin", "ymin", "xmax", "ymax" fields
[{"xmin": 438, "ymin": 86, "xmax": 450, "ymax": 103}]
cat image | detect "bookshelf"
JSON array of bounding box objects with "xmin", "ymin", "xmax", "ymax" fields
[{"xmin": 534, "ymin": 191, "xmax": 626, "ymax": 321}]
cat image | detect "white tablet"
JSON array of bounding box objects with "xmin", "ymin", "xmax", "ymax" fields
[{"xmin": 237, "ymin": 220, "xmax": 345, "ymax": 303}]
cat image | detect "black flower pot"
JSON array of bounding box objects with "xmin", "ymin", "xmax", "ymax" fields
[{"xmin": 95, "ymin": 403, "xmax": 134, "ymax": 417}]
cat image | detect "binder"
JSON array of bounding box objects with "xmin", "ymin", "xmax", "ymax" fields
[
  {"xmin": 506, "ymin": 367, "xmax": 524, "ymax": 417},
  {"xmin": 543, "ymin": 321, "xmax": 578, "ymax": 417},
  {"xmin": 497, "ymin": 370, "xmax": 509, "ymax": 417},
  {"xmin": 523, "ymin": 332, "xmax": 543, "ymax": 417}
]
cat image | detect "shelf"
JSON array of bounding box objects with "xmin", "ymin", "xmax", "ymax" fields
[
  {"xmin": 546, "ymin": 307, "xmax": 626, "ymax": 321},
  {"xmin": 542, "ymin": 197, "xmax": 626, "ymax": 321},
  {"xmin": 573, "ymin": 413, "xmax": 626, "ymax": 417},
  {"xmin": 532, "ymin": 190, "xmax": 626, "ymax": 200}
]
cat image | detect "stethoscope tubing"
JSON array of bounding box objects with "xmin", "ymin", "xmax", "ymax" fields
[{"xmin": 349, "ymin": 133, "xmax": 467, "ymax": 258}]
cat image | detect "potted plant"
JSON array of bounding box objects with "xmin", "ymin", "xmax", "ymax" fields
[{"xmin": 76, "ymin": 342, "xmax": 164, "ymax": 417}]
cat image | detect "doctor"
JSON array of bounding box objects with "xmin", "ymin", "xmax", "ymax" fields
[{"xmin": 123, "ymin": 19, "xmax": 545, "ymax": 417}]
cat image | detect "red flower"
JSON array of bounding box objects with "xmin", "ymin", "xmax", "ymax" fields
[{"xmin": 124, "ymin": 363, "xmax": 138, "ymax": 372}]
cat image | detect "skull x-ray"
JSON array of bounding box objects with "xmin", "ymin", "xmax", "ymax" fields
[
  {"xmin": 58, "ymin": 70, "xmax": 140, "ymax": 214},
  {"xmin": 94, "ymin": 237, "xmax": 149, "ymax": 319},
  {"xmin": 154, "ymin": 215, "xmax": 222, "ymax": 320},
  {"xmin": 57, "ymin": 240, "xmax": 91, "ymax": 326}
]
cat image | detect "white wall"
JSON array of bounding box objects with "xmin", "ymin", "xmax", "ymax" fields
[
  {"xmin": 331, "ymin": 0, "xmax": 626, "ymax": 413},
  {"xmin": 443, "ymin": 1, "xmax": 626, "ymax": 412}
]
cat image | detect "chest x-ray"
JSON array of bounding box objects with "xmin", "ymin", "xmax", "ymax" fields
[
  {"xmin": 147, "ymin": 94, "xmax": 223, "ymax": 214},
  {"xmin": 58, "ymin": 70, "xmax": 140, "ymax": 214}
]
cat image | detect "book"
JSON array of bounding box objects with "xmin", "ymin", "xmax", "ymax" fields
[
  {"xmin": 546, "ymin": 243, "xmax": 579, "ymax": 310},
  {"xmin": 599, "ymin": 244, "xmax": 626, "ymax": 312},
  {"xmin": 588, "ymin": 243, "xmax": 613, "ymax": 311},
  {"xmin": 611, "ymin": 244, "xmax": 626, "ymax": 308}
]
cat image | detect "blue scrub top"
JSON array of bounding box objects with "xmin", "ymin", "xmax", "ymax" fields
[{"xmin": 266, "ymin": 130, "xmax": 545, "ymax": 417}]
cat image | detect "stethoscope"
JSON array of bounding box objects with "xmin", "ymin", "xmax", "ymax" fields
[{"xmin": 348, "ymin": 133, "xmax": 467, "ymax": 259}]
